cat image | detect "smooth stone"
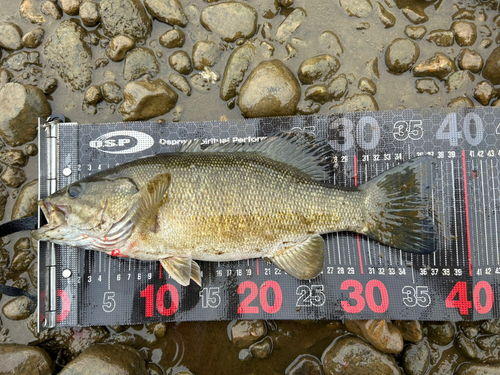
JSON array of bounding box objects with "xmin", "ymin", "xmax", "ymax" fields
[
  {"xmin": 220, "ymin": 42, "xmax": 255, "ymax": 100},
  {"xmin": 427, "ymin": 29, "xmax": 454, "ymax": 47},
  {"xmin": 22, "ymin": 28, "xmax": 44, "ymax": 48},
  {"xmin": 455, "ymin": 363, "xmax": 500, "ymax": 375},
  {"xmin": 474, "ymin": 81, "xmax": 496, "ymax": 106},
  {"xmin": 168, "ymin": 73, "xmax": 191, "ymax": 96},
  {"xmin": 345, "ymin": 320, "xmax": 403, "ymax": 354},
  {"xmin": 426, "ymin": 322, "xmax": 455, "ymax": 345},
  {"xmin": 448, "ymin": 95, "xmax": 474, "ymax": 108},
  {"xmin": 319, "ymin": 31, "xmax": 343, "ymax": 57},
  {"xmin": 322, "ymin": 335, "xmax": 400, "ymax": 375},
  {"xmin": 286, "ymin": 354, "xmax": 323, "ymax": 375},
  {"xmin": 376, "ymin": 2, "xmax": 395, "ymax": 28},
  {"xmin": 339, "ymin": 0, "xmax": 373, "ymax": 18},
  {"xmin": 200, "ymin": 2, "xmax": 257, "ymax": 42},
  {"xmin": 28, "ymin": 263, "xmax": 37, "ymax": 288},
  {"xmin": 453, "ymin": 9, "xmax": 475, "ymax": 21},
  {"xmin": 59, "ymin": 344, "xmax": 147, "ymax": 375},
  {"xmin": 0, "ymin": 150, "xmax": 28, "ymax": 167},
  {"xmin": 80, "ymin": 1, "xmax": 100, "ymax": 27},
  {"xmin": 452, "ymin": 21, "xmax": 477, "ymax": 47},
  {"xmin": 329, "ymin": 94, "xmax": 379, "ymax": 113},
  {"xmin": 305, "ymin": 84, "xmax": 331, "ymax": 104},
  {"xmin": 405, "ymin": 25, "xmax": 427, "ymax": 40},
  {"xmin": 2, "ymin": 296, "xmax": 36, "ymax": 320},
  {"xmin": 260, "ymin": 0, "xmax": 279, "ymax": 18},
  {"xmin": 106, "ymin": 35, "xmax": 135, "ymax": 62},
  {"xmin": 101, "ymin": 82, "xmax": 122, "ymax": 103},
  {"xmin": 296, "ymin": 101, "xmax": 320, "ymax": 115},
  {"xmin": 249, "ymin": 336, "xmax": 273, "ymax": 359},
  {"xmin": 0, "ymin": 23, "xmax": 23, "ymax": 51},
  {"xmin": 159, "ymin": 29, "xmax": 185, "ymax": 48},
  {"xmin": 40, "ymin": 1, "xmax": 62, "ymax": 20},
  {"xmin": 298, "ymin": 54, "xmax": 340, "ymax": 84},
  {"xmin": 482, "ymin": 46, "xmax": 500, "ymax": 85},
  {"xmin": 456, "ymin": 333, "xmax": 478, "ymax": 359},
  {"xmin": 275, "ymin": 7, "xmax": 306, "ymax": 43},
  {"xmin": 21, "ymin": 0, "xmax": 47, "ymax": 24},
  {"xmin": 99, "ymin": 0, "xmax": 152, "ymax": 42},
  {"xmin": 481, "ymin": 319, "xmax": 500, "ymax": 334},
  {"xmin": 413, "ymin": 52, "xmax": 456, "ymax": 80},
  {"xmin": 385, "ymin": 38, "xmax": 419, "ymax": 74},
  {"xmin": 1, "ymin": 166, "xmax": 26, "ymax": 188},
  {"xmin": 44, "ymin": 19, "xmax": 92, "ymax": 91},
  {"xmin": 192, "ymin": 41, "xmax": 222, "ymax": 71},
  {"xmin": 0, "ymin": 83, "xmax": 51, "ymax": 146},
  {"xmin": 358, "ymin": 77, "xmax": 376, "ymax": 95},
  {"xmin": 60, "ymin": 0, "xmax": 81, "ymax": 15},
  {"xmin": 144, "ymin": 0, "xmax": 188, "ymax": 27},
  {"xmin": 402, "ymin": 5, "xmax": 428, "ymax": 24},
  {"xmin": 230, "ymin": 320, "xmax": 267, "ymax": 348},
  {"xmin": 0, "ymin": 344, "xmax": 52, "ymax": 375},
  {"xmin": 41, "ymin": 77, "xmax": 58, "ymax": 95},
  {"xmin": 393, "ymin": 321, "xmax": 424, "ymax": 343},
  {"xmin": 123, "ymin": 47, "xmax": 159, "ymax": 81},
  {"xmin": 83, "ymin": 85, "xmax": 102, "ymax": 106},
  {"xmin": 190, "ymin": 73, "xmax": 212, "ymax": 92},
  {"xmin": 327, "ymin": 75, "xmax": 348, "ymax": 100},
  {"xmin": 458, "ymin": 49, "xmax": 483, "ymax": 73},
  {"xmin": 238, "ymin": 60, "xmax": 301, "ymax": 118},
  {"xmin": 402, "ymin": 341, "xmax": 430, "ymax": 375},
  {"xmin": 11, "ymin": 248, "xmax": 35, "ymax": 273},
  {"xmin": 0, "ymin": 184, "xmax": 7, "ymax": 220},
  {"xmin": 446, "ymin": 70, "xmax": 474, "ymax": 93},
  {"xmin": 169, "ymin": 50, "xmax": 192, "ymax": 75},
  {"xmin": 118, "ymin": 79, "xmax": 178, "ymax": 121}
]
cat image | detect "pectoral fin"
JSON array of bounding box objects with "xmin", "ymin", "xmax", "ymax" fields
[
  {"xmin": 132, "ymin": 173, "xmax": 171, "ymax": 230},
  {"xmin": 160, "ymin": 257, "xmax": 201, "ymax": 286},
  {"xmin": 270, "ymin": 235, "xmax": 325, "ymax": 280}
]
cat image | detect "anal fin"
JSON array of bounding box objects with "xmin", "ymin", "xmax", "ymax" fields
[
  {"xmin": 270, "ymin": 234, "xmax": 325, "ymax": 280},
  {"xmin": 160, "ymin": 257, "xmax": 201, "ymax": 286}
]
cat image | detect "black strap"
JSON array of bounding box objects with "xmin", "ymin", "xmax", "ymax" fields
[
  {"xmin": 0, "ymin": 215, "xmax": 38, "ymax": 237},
  {"xmin": 0, "ymin": 283, "xmax": 37, "ymax": 303}
]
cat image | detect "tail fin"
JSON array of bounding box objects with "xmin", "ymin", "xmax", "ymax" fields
[{"xmin": 359, "ymin": 156, "xmax": 438, "ymax": 254}]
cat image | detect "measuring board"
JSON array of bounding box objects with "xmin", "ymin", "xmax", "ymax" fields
[{"xmin": 37, "ymin": 108, "xmax": 500, "ymax": 331}]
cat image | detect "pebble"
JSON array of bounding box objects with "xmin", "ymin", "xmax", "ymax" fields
[
  {"xmin": 192, "ymin": 41, "xmax": 222, "ymax": 71},
  {"xmin": 0, "ymin": 184, "xmax": 8, "ymax": 220},
  {"xmin": 286, "ymin": 354, "xmax": 323, "ymax": 375},
  {"xmin": 327, "ymin": 74, "xmax": 348, "ymax": 100},
  {"xmin": 2, "ymin": 296, "xmax": 36, "ymax": 320},
  {"xmin": 80, "ymin": 1, "xmax": 100, "ymax": 27},
  {"xmin": 319, "ymin": 31, "xmax": 343, "ymax": 57},
  {"xmin": 200, "ymin": 2, "xmax": 257, "ymax": 42},
  {"xmin": 59, "ymin": 344, "xmax": 147, "ymax": 374},
  {"xmin": 330, "ymin": 93, "xmax": 379, "ymax": 113},
  {"xmin": 168, "ymin": 50, "xmax": 192, "ymax": 75},
  {"xmin": 455, "ymin": 363, "xmax": 500, "ymax": 375},
  {"xmin": 376, "ymin": 2, "xmax": 395, "ymax": 28},
  {"xmin": 385, "ymin": 38, "xmax": 419, "ymax": 74},
  {"xmin": 402, "ymin": 341, "xmax": 430, "ymax": 375},
  {"xmin": 448, "ymin": 95, "xmax": 474, "ymax": 108},
  {"xmin": 28, "ymin": 262, "xmax": 37, "ymax": 288},
  {"xmin": 21, "ymin": 0, "xmax": 47, "ymax": 24},
  {"xmin": 413, "ymin": 53, "xmax": 456, "ymax": 80},
  {"xmin": 144, "ymin": 0, "xmax": 188, "ymax": 27},
  {"xmin": 296, "ymin": 100, "xmax": 320, "ymax": 115},
  {"xmin": 0, "ymin": 344, "xmax": 52, "ymax": 374},
  {"xmin": 230, "ymin": 320, "xmax": 267, "ymax": 348},
  {"xmin": 0, "ymin": 23, "xmax": 23, "ymax": 51},
  {"xmin": 358, "ymin": 77, "xmax": 376, "ymax": 95},
  {"xmin": 305, "ymin": 84, "xmax": 330, "ymax": 104},
  {"xmin": 220, "ymin": 42, "xmax": 255, "ymax": 101},
  {"xmin": 42, "ymin": 77, "xmax": 58, "ymax": 95},
  {"xmin": 83, "ymin": 85, "xmax": 103, "ymax": 107},
  {"xmin": 118, "ymin": 79, "xmax": 178, "ymax": 121},
  {"xmin": 458, "ymin": 49, "xmax": 483, "ymax": 73},
  {"xmin": 474, "ymin": 80, "xmax": 496, "ymax": 106},
  {"xmin": 106, "ymin": 35, "xmax": 135, "ymax": 62},
  {"xmin": 482, "ymin": 46, "xmax": 500, "ymax": 85},
  {"xmin": 452, "ymin": 21, "xmax": 477, "ymax": 47},
  {"xmin": 190, "ymin": 73, "xmax": 212, "ymax": 92},
  {"xmin": 123, "ymin": 47, "xmax": 159, "ymax": 81},
  {"xmin": 446, "ymin": 70, "xmax": 474, "ymax": 93},
  {"xmin": 40, "ymin": 0, "xmax": 62, "ymax": 20},
  {"xmin": 480, "ymin": 320, "xmax": 500, "ymax": 334},
  {"xmin": 21, "ymin": 28, "xmax": 44, "ymax": 49},
  {"xmin": 168, "ymin": 73, "xmax": 191, "ymax": 96},
  {"xmin": 453, "ymin": 9, "xmax": 475, "ymax": 21},
  {"xmin": 101, "ymin": 82, "xmax": 122, "ymax": 103},
  {"xmin": 99, "ymin": 0, "xmax": 152, "ymax": 42},
  {"xmin": 402, "ymin": 6, "xmax": 428, "ymax": 24},
  {"xmin": 339, "ymin": 0, "xmax": 373, "ymax": 18},
  {"xmin": 260, "ymin": 0, "xmax": 279, "ymax": 18},
  {"xmin": 345, "ymin": 319, "xmax": 403, "ymax": 354},
  {"xmin": 11, "ymin": 249, "xmax": 35, "ymax": 273},
  {"xmin": 279, "ymin": 0, "xmax": 294, "ymax": 7},
  {"xmin": 0, "ymin": 83, "xmax": 51, "ymax": 146},
  {"xmin": 405, "ymin": 25, "xmax": 427, "ymax": 40},
  {"xmin": 159, "ymin": 28, "xmax": 185, "ymax": 48},
  {"xmin": 0, "ymin": 149, "xmax": 28, "ymax": 167},
  {"xmin": 238, "ymin": 60, "xmax": 301, "ymax": 118},
  {"xmin": 276, "ymin": 7, "xmax": 306, "ymax": 43},
  {"xmin": 1, "ymin": 166, "xmax": 26, "ymax": 188},
  {"xmin": 11, "ymin": 179, "xmax": 37, "ymax": 220},
  {"xmin": 394, "ymin": 320, "xmax": 424, "ymax": 343},
  {"xmin": 298, "ymin": 54, "xmax": 340, "ymax": 84},
  {"xmin": 427, "ymin": 30, "xmax": 454, "ymax": 47},
  {"xmin": 426, "ymin": 322, "xmax": 455, "ymax": 346},
  {"xmin": 44, "ymin": 19, "xmax": 92, "ymax": 91},
  {"xmin": 322, "ymin": 335, "xmax": 400, "ymax": 375},
  {"xmin": 60, "ymin": 0, "xmax": 81, "ymax": 15},
  {"xmin": 456, "ymin": 333, "xmax": 478, "ymax": 359},
  {"xmin": 249, "ymin": 336, "xmax": 273, "ymax": 359}
]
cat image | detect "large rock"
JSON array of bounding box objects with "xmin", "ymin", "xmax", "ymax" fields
[
  {"xmin": 483, "ymin": 46, "xmax": 500, "ymax": 85},
  {"xmin": 0, "ymin": 344, "xmax": 52, "ymax": 375},
  {"xmin": 59, "ymin": 344, "xmax": 147, "ymax": 375},
  {"xmin": 123, "ymin": 47, "xmax": 159, "ymax": 81},
  {"xmin": 200, "ymin": 2, "xmax": 257, "ymax": 42},
  {"xmin": 144, "ymin": 0, "xmax": 187, "ymax": 27},
  {"xmin": 118, "ymin": 79, "xmax": 178, "ymax": 121},
  {"xmin": 0, "ymin": 83, "xmax": 51, "ymax": 146},
  {"xmin": 99, "ymin": 0, "xmax": 152, "ymax": 42},
  {"xmin": 238, "ymin": 60, "xmax": 301, "ymax": 118},
  {"xmin": 44, "ymin": 20, "xmax": 92, "ymax": 91}
]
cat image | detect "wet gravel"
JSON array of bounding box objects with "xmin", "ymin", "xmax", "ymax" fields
[{"xmin": 1, "ymin": 0, "xmax": 500, "ymax": 374}]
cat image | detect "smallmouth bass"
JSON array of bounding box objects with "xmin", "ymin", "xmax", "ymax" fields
[{"xmin": 32, "ymin": 133, "xmax": 438, "ymax": 286}]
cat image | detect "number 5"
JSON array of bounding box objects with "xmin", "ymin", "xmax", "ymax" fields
[{"xmin": 102, "ymin": 291, "xmax": 116, "ymax": 313}]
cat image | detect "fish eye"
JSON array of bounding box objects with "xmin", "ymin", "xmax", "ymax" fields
[{"xmin": 67, "ymin": 184, "xmax": 82, "ymax": 198}]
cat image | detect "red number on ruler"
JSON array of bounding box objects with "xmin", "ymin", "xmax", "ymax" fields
[
  {"xmin": 340, "ymin": 279, "xmax": 389, "ymax": 313},
  {"xmin": 57, "ymin": 290, "xmax": 71, "ymax": 322},
  {"xmin": 237, "ymin": 280, "xmax": 282, "ymax": 314},
  {"xmin": 140, "ymin": 284, "xmax": 179, "ymax": 317},
  {"xmin": 474, "ymin": 281, "xmax": 494, "ymax": 314},
  {"xmin": 446, "ymin": 281, "xmax": 472, "ymax": 315}
]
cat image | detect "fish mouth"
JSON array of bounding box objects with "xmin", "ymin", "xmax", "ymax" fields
[{"xmin": 32, "ymin": 200, "xmax": 69, "ymax": 240}]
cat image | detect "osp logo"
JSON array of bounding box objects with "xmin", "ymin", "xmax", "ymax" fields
[{"xmin": 89, "ymin": 131, "xmax": 154, "ymax": 154}]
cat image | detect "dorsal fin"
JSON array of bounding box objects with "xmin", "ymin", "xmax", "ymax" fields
[{"xmin": 178, "ymin": 132, "xmax": 332, "ymax": 181}]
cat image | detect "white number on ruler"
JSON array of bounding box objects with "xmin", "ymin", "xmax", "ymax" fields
[
  {"xmin": 402, "ymin": 286, "xmax": 431, "ymax": 308},
  {"xmin": 296, "ymin": 285, "xmax": 326, "ymax": 307},
  {"xmin": 199, "ymin": 287, "xmax": 221, "ymax": 308},
  {"xmin": 102, "ymin": 291, "xmax": 116, "ymax": 313},
  {"xmin": 393, "ymin": 120, "xmax": 423, "ymax": 141},
  {"xmin": 329, "ymin": 116, "xmax": 380, "ymax": 151},
  {"xmin": 436, "ymin": 112, "xmax": 484, "ymax": 146}
]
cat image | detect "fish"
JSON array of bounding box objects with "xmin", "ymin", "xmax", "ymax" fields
[{"xmin": 31, "ymin": 132, "xmax": 438, "ymax": 286}]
